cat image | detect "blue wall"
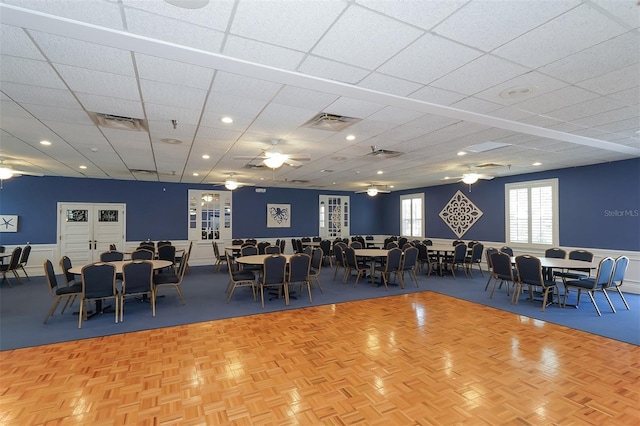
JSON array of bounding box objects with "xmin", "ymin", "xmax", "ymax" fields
[
  {"xmin": 0, "ymin": 158, "xmax": 638, "ymax": 250},
  {"xmin": 383, "ymin": 158, "xmax": 640, "ymax": 251}
]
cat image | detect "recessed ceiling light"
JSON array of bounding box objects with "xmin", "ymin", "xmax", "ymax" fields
[
  {"xmin": 79, "ymin": 165, "xmax": 87, "ymax": 169},
  {"xmin": 499, "ymin": 85, "xmax": 538, "ymax": 99},
  {"xmin": 444, "ymin": 176, "xmax": 450, "ymax": 180},
  {"xmin": 90, "ymin": 147, "xmax": 98, "ymax": 153},
  {"xmin": 532, "ymin": 162, "xmax": 542, "ymax": 166},
  {"xmin": 220, "ymin": 117, "xmax": 233, "ymax": 124},
  {"xmin": 202, "ymin": 154, "xmax": 210, "ymax": 159},
  {"xmin": 193, "ymin": 172, "xmax": 199, "ymax": 176},
  {"xmin": 377, "ymin": 170, "xmax": 383, "ymax": 175},
  {"xmin": 457, "ymin": 151, "xmax": 466, "ymax": 156},
  {"xmin": 39, "ymin": 140, "xmax": 51, "ymax": 146},
  {"xmin": 161, "ymin": 138, "xmax": 183, "ymax": 145},
  {"xmin": 346, "ymin": 135, "xmax": 356, "ymax": 141}
]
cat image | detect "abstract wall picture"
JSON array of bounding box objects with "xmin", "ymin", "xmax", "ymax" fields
[
  {"xmin": 0, "ymin": 215, "xmax": 18, "ymax": 232},
  {"xmin": 267, "ymin": 204, "xmax": 290, "ymax": 228},
  {"xmin": 439, "ymin": 190, "xmax": 483, "ymax": 238}
]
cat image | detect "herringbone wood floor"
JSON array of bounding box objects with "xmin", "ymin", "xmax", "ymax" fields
[{"xmin": 1, "ymin": 292, "xmax": 638, "ymax": 425}]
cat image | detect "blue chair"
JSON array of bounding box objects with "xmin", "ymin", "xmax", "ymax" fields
[
  {"xmin": 288, "ymin": 253, "xmax": 312, "ymax": 303},
  {"xmin": 43, "ymin": 259, "xmax": 82, "ymax": 324},
  {"xmin": 488, "ymin": 251, "xmax": 517, "ymax": 299},
  {"xmin": 513, "ymin": 255, "xmax": 557, "ymax": 311},
  {"xmin": 259, "ymin": 255, "xmax": 287, "ymax": 308},
  {"xmin": 604, "ymin": 256, "xmax": 630, "ymax": 311},
  {"xmin": 563, "ymin": 257, "xmax": 615, "ymax": 316},
  {"xmin": 121, "ymin": 260, "xmax": 154, "ymax": 321},
  {"xmin": 79, "ymin": 263, "xmax": 118, "ymax": 328},
  {"xmin": 399, "ymin": 246, "xmax": 419, "ymax": 288},
  {"xmin": 375, "ymin": 247, "xmax": 402, "ymax": 290}
]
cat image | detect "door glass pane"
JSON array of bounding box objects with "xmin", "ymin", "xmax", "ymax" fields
[{"xmin": 66, "ymin": 209, "xmax": 88, "ymax": 222}]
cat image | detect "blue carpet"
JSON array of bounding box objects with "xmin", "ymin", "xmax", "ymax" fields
[{"xmin": 1, "ymin": 265, "xmax": 638, "ymax": 351}]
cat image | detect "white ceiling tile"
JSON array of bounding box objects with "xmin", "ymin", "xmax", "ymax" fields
[
  {"xmin": 30, "ymin": 31, "xmax": 135, "ymax": 76},
  {"xmin": 376, "ymin": 125, "xmax": 428, "ymax": 142},
  {"xmin": 271, "ymin": 86, "xmax": 338, "ymax": 112},
  {"xmin": 474, "ymin": 71, "xmax": 569, "ymax": 106},
  {"xmin": 135, "ymin": 53, "xmax": 214, "ymax": 89},
  {"xmin": 193, "ymin": 126, "xmax": 243, "ymax": 142},
  {"xmin": 378, "ymin": 33, "xmax": 482, "ymax": 85},
  {"xmin": 513, "ymin": 85, "xmax": 600, "ymax": 114},
  {"xmin": 493, "ymin": 4, "xmax": 628, "ymax": 69},
  {"xmin": 340, "ymin": 119, "xmax": 397, "ymax": 138},
  {"xmin": 540, "ymin": 32, "xmax": 640, "ymax": 83},
  {"xmin": 356, "ymin": 0, "xmax": 466, "ymax": 30},
  {"xmin": 248, "ymin": 103, "xmax": 318, "ymax": 136},
  {"xmin": 576, "ymin": 63, "xmax": 640, "ymax": 95},
  {"xmin": 2, "ymin": 0, "xmax": 125, "ymax": 29},
  {"xmin": 231, "ymin": 0, "xmax": 346, "ymax": 51},
  {"xmin": 607, "ymin": 86, "xmax": 639, "ymax": 105},
  {"xmin": 325, "ymin": 96, "xmax": 385, "ymax": 119},
  {"xmin": 75, "ymin": 93, "xmax": 144, "ymax": 118},
  {"xmin": 366, "ymin": 106, "xmax": 424, "ymax": 125},
  {"xmin": 488, "ymin": 106, "xmax": 537, "ymax": 121},
  {"xmin": 405, "ymin": 114, "xmax": 460, "ymax": 132},
  {"xmin": 54, "ymin": 64, "xmax": 140, "ymax": 100},
  {"xmin": 122, "ymin": 0, "xmax": 234, "ymax": 31},
  {"xmin": 431, "ymin": 54, "xmax": 528, "ymax": 95},
  {"xmin": 144, "ymin": 103, "xmax": 202, "ymax": 126},
  {"xmin": 140, "ymin": 79, "xmax": 207, "ymax": 109},
  {"xmin": 297, "ymin": 56, "xmax": 370, "ymax": 85},
  {"xmin": 0, "ymin": 24, "xmax": 44, "ymax": 60},
  {"xmin": 0, "ymin": 55, "xmax": 66, "ymax": 89},
  {"xmin": 211, "ymin": 72, "xmax": 282, "ymax": 102},
  {"xmin": 204, "ymin": 92, "xmax": 267, "ymax": 119},
  {"xmin": 1, "ymin": 82, "xmax": 80, "ymax": 109},
  {"xmin": 358, "ymin": 73, "xmax": 422, "ymax": 97},
  {"xmin": 43, "ymin": 122, "xmax": 108, "ymax": 146},
  {"xmin": 408, "ymin": 86, "xmax": 466, "ymax": 106},
  {"xmin": 125, "ymin": 8, "xmax": 224, "ymax": 53},
  {"xmin": 570, "ymin": 105, "xmax": 639, "ymax": 127},
  {"xmin": 22, "ymin": 104, "xmax": 91, "ymax": 125},
  {"xmin": 222, "ymin": 36, "xmax": 305, "ymax": 71},
  {"xmin": 545, "ymin": 96, "xmax": 626, "ymax": 121},
  {"xmin": 434, "ymin": 0, "xmax": 579, "ymax": 51},
  {"xmin": 590, "ymin": 0, "xmax": 640, "ymax": 28},
  {"xmin": 450, "ymin": 97, "xmax": 502, "ymax": 114},
  {"xmin": 313, "ymin": 5, "xmax": 423, "ymax": 69}
]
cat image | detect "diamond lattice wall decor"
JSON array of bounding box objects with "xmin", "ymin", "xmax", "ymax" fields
[{"xmin": 439, "ymin": 190, "xmax": 483, "ymax": 238}]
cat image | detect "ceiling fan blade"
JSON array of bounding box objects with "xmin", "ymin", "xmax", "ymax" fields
[{"xmin": 234, "ymin": 155, "xmax": 266, "ymax": 160}]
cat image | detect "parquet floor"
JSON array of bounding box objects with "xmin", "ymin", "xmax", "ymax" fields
[{"xmin": 1, "ymin": 292, "xmax": 638, "ymax": 425}]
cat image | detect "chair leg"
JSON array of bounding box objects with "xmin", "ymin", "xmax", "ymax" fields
[
  {"xmin": 44, "ymin": 297, "xmax": 62, "ymax": 323},
  {"xmin": 78, "ymin": 299, "xmax": 84, "ymax": 328},
  {"xmin": 610, "ymin": 287, "xmax": 630, "ymax": 310},
  {"xmin": 601, "ymin": 289, "xmax": 616, "ymax": 313},
  {"xmin": 586, "ymin": 291, "xmax": 602, "ymax": 316}
]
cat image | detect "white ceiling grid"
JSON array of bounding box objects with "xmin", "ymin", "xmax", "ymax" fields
[{"xmin": 0, "ymin": 0, "xmax": 637, "ymax": 192}]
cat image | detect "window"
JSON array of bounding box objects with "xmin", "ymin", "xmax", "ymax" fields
[
  {"xmin": 505, "ymin": 178, "xmax": 558, "ymax": 246},
  {"xmin": 400, "ymin": 193, "xmax": 424, "ymax": 238}
]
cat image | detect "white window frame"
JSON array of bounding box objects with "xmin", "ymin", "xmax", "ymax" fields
[
  {"xmin": 400, "ymin": 193, "xmax": 424, "ymax": 238},
  {"xmin": 505, "ymin": 178, "xmax": 559, "ymax": 248}
]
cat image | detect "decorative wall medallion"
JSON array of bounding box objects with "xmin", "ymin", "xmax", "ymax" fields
[
  {"xmin": 439, "ymin": 190, "xmax": 483, "ymax": 238},
  {"xmin": 267, "ymin": 203, "xmax": 290, "ymax": 228}
]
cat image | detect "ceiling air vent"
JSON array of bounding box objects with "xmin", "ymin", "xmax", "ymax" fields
[
  {"xmin": 304, "ymin": 113, "xmax": 361, "ymax": 131},
  {"xmin": 367, "ymin": 146, "xmax": 403, "ymax": 158},
  {"xmin": 88, "ymin": 112, "xmax": 148, "ymax": 132}
]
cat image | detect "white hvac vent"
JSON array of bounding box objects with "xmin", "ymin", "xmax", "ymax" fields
[
  {"xmin": 88, "ymin": 112, "xmax": 148, "ymax": 132},
  {"xmin": 367, "ymin": 146, "xmax": 403, "ymax": 158},
  {"xmin": 304, "ymin": 113, "xmax": 361, "ymax": 131}
]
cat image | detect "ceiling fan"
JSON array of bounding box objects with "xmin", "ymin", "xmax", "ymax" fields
[
  {"xmin": 355, "ymin": 184, "xmax": 391, "ymax": 197},
  {"xmin": 234, "ymin": 139, "xmax": 311, "ymax": 169},
  {"xmin": 442, "ymin": 167, "xmax": 495, "ymax": 191},
  {"xmin": 210, "ymin": 173, "xmax": 254, "ymax": 191},
  {"xmin": 0, "ymin": 159, "xmax": 44, "ymax": 182}
]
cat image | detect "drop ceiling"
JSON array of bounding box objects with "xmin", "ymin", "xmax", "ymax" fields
[{"xmin": 0, "ymin": 0, "xmax": 638, "ymax": 192}]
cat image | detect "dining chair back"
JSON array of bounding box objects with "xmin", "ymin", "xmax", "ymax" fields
[
  {"xmin": 562, "ymin": 256, "xmax": 615, "ymax": 316},
  {"xmin": 604, "ymin": 256, "xmax": 630, "ymax": 310},
  {"xmin": 259, "ymin": 255, "xmax": 288, "ymax": 308},
  {"xmin": 257, "ymin": 241, "xmax": 270, "ymax": 254},
  {"xmin": 231, "ymin": 239, "xmax": 244, "ymax": 246},
  {"xmin": 152, "ymin": 252, "xmax": 189, "ymax": 316},
  {"xmin": 121, "ymin": 260, "xmax": 154, "ymax": 321},
  {"xmin": 483, "ymin": 247, "xmax": 498, "ymax": 291},
  {"xmin": 265, "ymin": 245, "xmax": 281, "ymax": 254},
  {"xmin": 500, "ymin": 246, "xmax": 514, "ymax": 256},
  {"xmin": 333, "ymin": 245, "xmax": 346, "ymax": 281},
  {"xmin": 374, "ymin": 247, "xmax": 402, "ymax": 290},
  {"xmin": 309, "ymin": 248, "xmax": 324, "ymax": 292},
  {"xmin": 342, "ymin": 246, "xmax": 368, "ymax": 286},
  {"xmin": 319, "ymin": 240, "xmax": 332, "ymax": 266},
  {"xmin": 278, "ymin": 239, "xmax": 286, "ymax": 253},
  {"xmin": 554, "ymin": 250, "xmax": 594, "ymax": 282},
  {"xmin": 464, "ymin": 242, "xmax": 484, "ymax": 277},
  {"xmin": 157, "ymin": 240, "xmax": 172, "ymax": 248},
  {"xmin": 225, "ymin": 252, "xmax": 256, "ymax": 303},
  {"xmin": 59, "ymin": 255, "xmax": 76, "ymax": 286},
  {"xmin": 488, "ymin": 251, "xmax": 517, "ymax": 299},
  {"xmin": 544, "ymin": 248, "xmax": 566, "ymax": 258},
  {"xmin": 423, "ymin": 239, "xmax": 433, "ymax": 246},
  {"xmin": 100, "ymin": 250, "xmax": 124, "ymax": 262},
  {"xmin": 399, "ymin": 246, "xmax": 419, "ymax": 288},
  {"xmin": 288, "ymin": 253, "xmax": 312, "ymax": 303},
  {"xmin": 139, "ymin": 241, "xmax": 155, "ymax": 250},
  {"xmin": 157, "ymin": 245, "xmax": 176, "ymax": 263},
  {"xmin": 444, "ymin": 243, "xmax": 468, "ymax": 279},
  {"xmin": 79, "ymin": 263, "xmax": 118, "ymax": 328},
  {"xmin": 0, "ymin": 246, "xmax": 23, "ymax": 287},
  {"xmin": 131, "ymin": 248, "xmax": 154, "ymax": 260},
  {"xmin": 514, "ymin": 255, "xmax": 557, "ymax": 311},
  {"xmin": 17, "ymin": 244, "xmax": 31, "ymax": 280},
  {"xmin": 350, "ymin": 240, "xmax": 363, "ymax": 249},
  {"xmin": 43, "ymin": 259, "xmax": 82, "ymax": 323}
]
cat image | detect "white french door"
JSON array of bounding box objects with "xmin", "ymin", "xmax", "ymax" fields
[
  {"xmin": 319, "ymin": 195, "xmax": 350, "ymax": 239},
  {"xmin": 58, "ymin": 203, "xmax": 126, "ymax": 266}
]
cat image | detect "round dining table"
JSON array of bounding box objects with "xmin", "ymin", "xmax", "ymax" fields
[
  {"xmin": 235, "ymin": 254, "xmax": 294, "ymax": 265},
  {"xmin": 68, "ymin": 259, "xmax": 173, "ymax": 275}
]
